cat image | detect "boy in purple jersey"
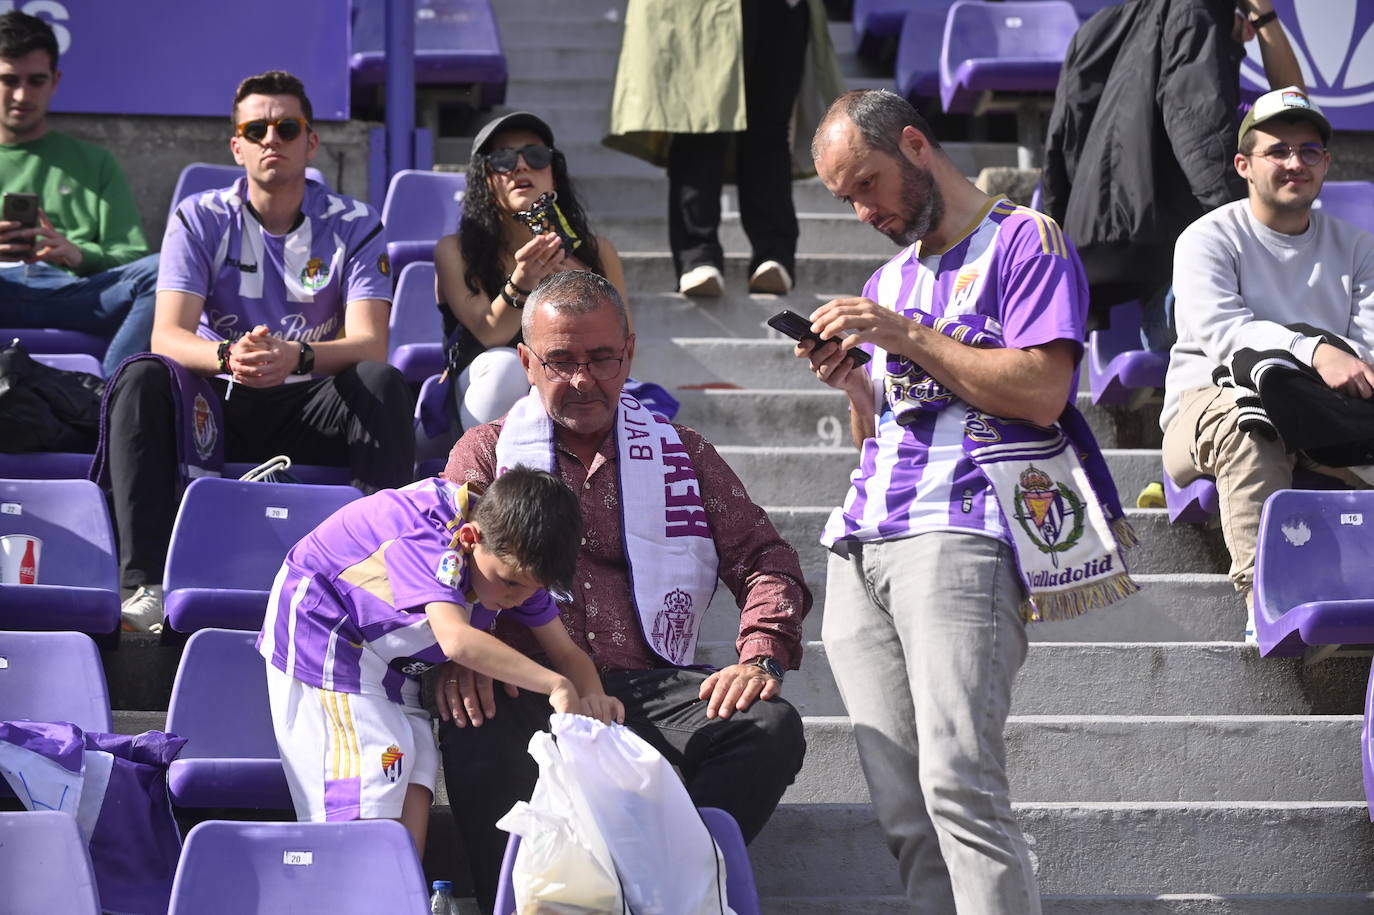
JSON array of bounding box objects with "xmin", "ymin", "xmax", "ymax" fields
[
  {"xmin": 785, "ymin": 90, "xmax": 1091, "ymax": 912},
  {"xmin": 258, "ymin": 467, "xmax": 624, "ymax": 854}
]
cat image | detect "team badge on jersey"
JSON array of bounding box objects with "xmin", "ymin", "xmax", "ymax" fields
[
  {"xmin": 381, "ymin": 744, "xmax": 404, "ymax": 782},
  {"xmin": 300, "ymin": 257, "xmax": 331, "ymax": 291},
  {"xmin": 435, "ymin": 549, "xmax": 463, "ymax": 588},
  {"xmin": 191, "ymin": 393, "xmax": 217, "ymax": 460},
  {"xmin": 1013, "ymin": 466, "xmax": 1085, "ymax": 565}
]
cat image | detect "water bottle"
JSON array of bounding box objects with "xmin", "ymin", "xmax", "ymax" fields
[{"xmin": 429, "ymin": 879, "xmax": 457, "ymax": 914}]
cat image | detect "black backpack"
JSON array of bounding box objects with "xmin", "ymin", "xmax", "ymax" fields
[{"xmin": 0, "ymin": 338, "xmax": 105, "ymax": 453}]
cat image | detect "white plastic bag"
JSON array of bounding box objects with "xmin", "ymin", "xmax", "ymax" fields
[
  {"xmin": 548, "ymin": 713, "xmax": 733, "ymax": 915},
  {"xmin": 496, "ymin": 729, "xmax": 625, "ymax": 914}
]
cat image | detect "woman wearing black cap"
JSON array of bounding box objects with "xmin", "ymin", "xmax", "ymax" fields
[{"xmin": 433, "ymin": 111, "xmax": 628, "ymax": 429}]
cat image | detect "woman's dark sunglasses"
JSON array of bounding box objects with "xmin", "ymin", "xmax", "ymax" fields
[
  {"xmin": 236, "ymin": 117, "xmax": 308, "ymax": 144},
  {"xmin": 486, "ymin": 144, "xmax": 555, "ymax": 174}
]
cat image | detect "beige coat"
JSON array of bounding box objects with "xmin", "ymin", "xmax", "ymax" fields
[{"xmin": 603, "ymin": 0, "xmax": 845, "ymax": 179}]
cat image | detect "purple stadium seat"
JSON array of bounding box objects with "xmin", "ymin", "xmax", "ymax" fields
[
  {"xmin": 380, "ymin": 169, "xmax": 468, "ymax": 280},
  {"xmin": 1087, "ymin": 299, "xmax": 1167, "ymax": 405},
  {"xmin": 30, "ymin": 352, "xmax": 103, "ymax": 377},
  {"xmin": 939, "ymin": 0, "xmax": 1080, "ymax": 113},
  {"xmin": 163, "ymin": 477, "xmax": 362, "ymax": 633},
  {"xmin": 0, "ymin": 479, "xmax": 119, "ymax": 633},
  {"xmin": 1163, "ymin": 471, "xmax": 1220, "ymax": 524},
  {"xmin": 168, "ymin": 162, "xmax": 329, "ymax": 223},
  {"xmin": 895, "ymin": 2, "xmax": 960, "ymax": 105},
  {"xmin": 1314, "ymin": 180, "xmax": 1374, "ymax": 233},
  {"xmin": 493, "ymin": 806, "xmax": 759, "ymax": 915},
  {"xmin": 388, "ymin": 262, "xmax": 446, "ymax": 383},
  {"xmin": 0, "ymin": 328, "xmax": 107, "ymax": 360},
  {"xmin": 350, "ymin": 0, "xmax": 508, "ymax": 107},
  {"xmin": 1253, "ymin": 489, "xmax": 1374, "ymax": 657},
  {"xmin": 0, "ymin": 354, "xmax": 103, "ymax": 481},
  {"xmin": 165, "ymin": 628, "xmax": 290, "ymax": 809},
  {"xmin": 168, "ymin": 819, "xmax": 428, "ymax": 915},
  {"xmin": 853, "ymin": 0, "xmax": 926, "ymax": 58},
  {"xmin": 0, "ymin": 631, "xmax": 112, "ymax": 732},
  {"xmin": 0, "ymin": 811, "xmax": 102, "ymax": 915}
]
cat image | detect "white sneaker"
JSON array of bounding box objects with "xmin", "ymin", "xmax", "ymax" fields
[
  {"xmin": 749, "ymin": 260, "xmax": 792, "ymax": 295},
  {"xmin": 679, "ymin": 264, "xmax": 724, "ymax": 297},
  {"xmin": 1243, "ymin": 599, "xmax": 1257, "ymax": 645},
  {"xmin": 121, "ymin": 584, "xmax": 164, "ymax": 634}
]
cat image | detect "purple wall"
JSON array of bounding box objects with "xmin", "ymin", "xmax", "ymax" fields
[
  {"xmin": 1239, "ymin": 0, "xmax": 1374, "ymax": 132},
  {"xmin": 13, "ymin": 0, "xmax": 350, "ymax": 120}
]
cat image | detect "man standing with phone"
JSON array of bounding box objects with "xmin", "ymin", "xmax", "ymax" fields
[{"xmin": 0, "ymin": 11, "xmax": 158, "ymax": 376}]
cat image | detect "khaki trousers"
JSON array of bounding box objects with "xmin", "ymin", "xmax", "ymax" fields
[{"xmin": 1162, "ymin": 385, "xmax": 1365, "ymax": 598}]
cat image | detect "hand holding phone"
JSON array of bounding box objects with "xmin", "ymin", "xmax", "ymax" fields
[
  {"xmin": 767, "ymin": 309, "xmax": 871, "ymax": 366},
  {"xmin": 1, "ymin": 192, "xmax": 39, "ymax": 256},
  {"xmin": 511, "ymin": 190, "xmax": 581, "ymax": 256}
]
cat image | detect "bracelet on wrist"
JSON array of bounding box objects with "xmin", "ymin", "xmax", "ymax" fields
[
  {"xmin": 216, "ymin": 340, "xmax": 231, "ymax": 373},
  {"xmin": 499, "ymin": 285, "xmax": 525, "ymax": 310},
  {"xmin": 1250, "ymin": 9, "xmax": 1278, "ymax": 28},
  {"xmin": 506, "ymin": 274, "xmax": 532, "ymax": 297}
]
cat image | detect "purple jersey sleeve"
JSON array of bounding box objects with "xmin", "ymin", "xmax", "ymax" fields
[
  {"xmin": 382, "ymin": 528, "xmax": 469, "ymax": 613},
  {"xmin": 342, "ymin": 216, "xmax": 393, "ymax": 305},
  {"xmin": 157, "ymin": 199, "xmax": 218, "ymax": 297},
  {"xmin": 997, "ymin": 215, "xmax": 1088, "ymax": 351}
]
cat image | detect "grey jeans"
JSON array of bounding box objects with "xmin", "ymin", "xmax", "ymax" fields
[{"xmin": 823, "ymin": 531, "xmax": 1040, "ymax": 914}]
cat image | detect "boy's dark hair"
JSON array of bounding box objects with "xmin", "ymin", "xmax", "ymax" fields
[
  {"xmin": 232, "ymin": 70, "xmax": 314, "ymax": 127},
  {"xmin": 472, "ymin": 467, "xmax": 582, "ymax": 593},
  {"xmin": 0, "ymin": 11, "xmax": 59, "ymax": 71}
]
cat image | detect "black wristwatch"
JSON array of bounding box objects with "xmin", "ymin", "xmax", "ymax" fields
[
  {"xmin": 294, "ymin": 340, "xmax": 315, "ymax": 375},
  {"xmin": 1250, "ymin": 9, "xmax": 1277, "ymax": 28},
  {"xmin": 745, "ymin": 656, "xmax": 785, "ymax": 682}
]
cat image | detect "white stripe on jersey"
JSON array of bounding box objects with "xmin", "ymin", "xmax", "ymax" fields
[
  {"xmin": 238, "ymin": 218, "xmax": 265, "ymax": 301},
  {"xmin": 320, "ymin": 615, "xmax": 349, "ymax": 692},
  {"xmin": 283, "ymin": 218, "xmax": 315, "ymax": 304},
  {"xmin": 260, "ymin": 563, "xmax": 290, "ymax": 661},
  {"xmin": 283, "ymin": 573, "xmax": 311, "ymax": 679}
]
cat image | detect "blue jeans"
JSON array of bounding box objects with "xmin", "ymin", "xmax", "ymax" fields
[{"xmin": 0, "ymin": 253, "xmax": 160, "ymax": 375}]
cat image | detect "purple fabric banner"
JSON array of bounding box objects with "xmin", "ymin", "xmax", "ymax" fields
[{"xmin": 19, "ymin": 1, "xmax": 350, "ymax": 119}]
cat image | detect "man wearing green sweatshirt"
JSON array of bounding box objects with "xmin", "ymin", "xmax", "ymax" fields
[
  {"xmin": 1162, "ymin": 86, "xmax": 1374, "ymax": 634},
  {"xmin": 0, "ymin": 11, "xmax": 158, "ymax": 376}
]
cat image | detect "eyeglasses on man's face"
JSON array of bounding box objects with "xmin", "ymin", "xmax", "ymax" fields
[
  {"xmin": 236, "ymin": 117, "xmax": 308, "ymax": 144},
  {"xmin": 1251, "ymin": 143, "xmax": 1327, "ymax": 168},
  {"xmin": 535, "ymin": 350, "xmax": 626, "ymax": 382},
  {"xmin": 486, "ymin": 144, "xmax": 554, "ymax": 174}
]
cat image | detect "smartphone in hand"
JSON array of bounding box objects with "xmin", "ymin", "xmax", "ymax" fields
[
  {"xmin": 1, "ymin": 192, "xmax": 39, "ymax": 255},
  {"xmin": 512, "ymin": 190, "xmax": 581, "ymax": 256},
  {"xmin": 767, "ymin": 309, "xmax": 871, "ymax": 366}
]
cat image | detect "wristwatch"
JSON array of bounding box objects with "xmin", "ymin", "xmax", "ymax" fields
[
  {"xmin": 745, "ymin": 656, "xmax": 785, "ymax": 682},
  {"xmin": 294, "ymin": 341, "xmax": 315, "ymax": 375},
  {"xmin": 1250, "ymin": 9, "xmax": 1277, "ymax": 28}
]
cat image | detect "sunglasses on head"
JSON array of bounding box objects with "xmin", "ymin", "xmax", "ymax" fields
[
  {"xmin": 236, "ymin": 117, "xmax": 308, "ymax": 144},
  {"xmin": 486, "ymin": 144, "xmax": 554, "ymax": 174}
]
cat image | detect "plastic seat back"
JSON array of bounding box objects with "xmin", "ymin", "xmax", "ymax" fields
[
  {"xmin": 0, "ymin": 479, "xmax": 119, "ymax": 632},
  {"xmin": 0, "ymin": 811, "xmax": 102, "ymax": 915},
  {"xmin": 388, "ymin": 261, "xmax": 445, "ymax": 382},
  {"xmin": 0, "ymin": 631, "xmax": 112, "ymax": 732},
  {"xmin": 168, "ymin": 819, "xmax": 429, "ymax": 915},
  {"xmin": 380, "ymin": 169, "xmax": 467, "ymax": 278},
  {"xmin": 1315, "ymin": 180, "xmax": 1374, "ymax": 234},
  {"xmin": 895, "ymin": 2, "xmax": 958, "ymax": 103},
  {"xmin": 163, "ymin": 477, "xmax": 362, "ymax": 632},
  {"xmin": 168, "ymin": 163, "xmax": 328, "ymax": 223},
  {"xmin": 940, "ymin": 0, "xmax": 1079, "ymax": 110},
  {"xmin": 165, "ymin": 628, "xmax": 289, "ymax": 808},
  {"xmin": 1254, "ymin": 490, "xmax": 1374, "ymax": 655}
]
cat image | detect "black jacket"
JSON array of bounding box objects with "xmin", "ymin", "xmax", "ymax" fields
[{"xmin": 1043, "ymin": 0, "xmax": 1247, "ymax": 307}]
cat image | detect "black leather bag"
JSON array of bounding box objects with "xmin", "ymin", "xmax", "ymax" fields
[{"xmin": 0, "ymin": 339, "xmax": 105, "ymax": 453}]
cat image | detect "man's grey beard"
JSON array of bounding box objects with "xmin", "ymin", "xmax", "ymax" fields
[{"xmin": 885, "ymin": 159, "xmax": 944, "ymax": 247}]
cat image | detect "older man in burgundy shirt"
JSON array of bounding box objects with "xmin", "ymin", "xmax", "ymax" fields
[{"xmin": 436, "ymin": 270, "xmax": 809, "ymax": 910}]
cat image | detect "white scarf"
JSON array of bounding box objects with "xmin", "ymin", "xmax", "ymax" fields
[{"xmin": 495, "ymin": 391, "xmax": 719, "ymax": 664}]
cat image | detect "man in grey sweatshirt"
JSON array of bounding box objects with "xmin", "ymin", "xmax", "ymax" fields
[{"xmin": 1162, "ymin": 86, "xmax": 1374, "ymax": 630}]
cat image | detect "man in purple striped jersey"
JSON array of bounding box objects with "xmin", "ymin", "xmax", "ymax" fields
[{"xmin": 791, "ymin": 89, "xmax": 1090, "ymax": 912}]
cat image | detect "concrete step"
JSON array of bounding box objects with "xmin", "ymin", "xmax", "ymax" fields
[
  {"xmin": 785, "ymin": 715, "xmax": 1364, "ymax": 805},
  {"xmin": 579, "ymin": 175, "xmax": 858, "ymax": 220},
  {"xmin": 603, "ymin": 211, "xmax": 898, "ymax": 255},
  {"xmin": 765, "ymin": 506, "xmax": 1230, "ymax": 577},
  {"xmin": 767, "ymin": 895, "xmax": 1374, "ymax": 914},
  {"xmin": 623, "ymin": 253, "xmax": 886, "ymax": 308},
  {"xmin": 689, "ymin": 639, "xmax": 1366, "ymax": 718},
  {"xmin": 718, "ymin": 445, "xmax": 1162, "ymax": 508},
  {"xmin": 504, "ymin": 45, "xmax": 620, "ymax": 82},
  {"xmin": 697, "ymin": 570, "xmax": 1244, "ymax": 647},
  {"xmin": 497, "ymin": 20, "xmax": 623, "ymax": 51},
  {"xmin": 752, "ymin": 801, "xmax": 1374, "ymax": 896}
]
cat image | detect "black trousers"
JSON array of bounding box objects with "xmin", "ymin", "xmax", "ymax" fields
[
  {"xmin": 667, "ymin": 0, "xmax": 811, "ymax": 279},
  {"xmin": 107, "ymin": 358, "xmax": 415, "ymax": 589},
  {"xmin": 438, "ymin": 667, "xmax": 806, "ymax": 913}
]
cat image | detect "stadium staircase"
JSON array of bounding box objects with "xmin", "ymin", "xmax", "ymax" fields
[{"xmin": 106, "ymin": 1, "xmax": 1374, "ymax": 911}]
